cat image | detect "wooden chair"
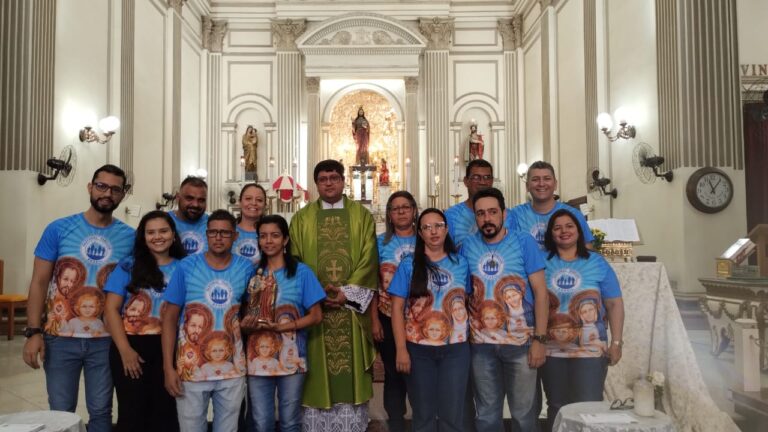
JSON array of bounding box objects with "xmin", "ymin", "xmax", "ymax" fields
[{"xmin": 0, "ymin": 259, "xmax": 28, "ymax": 340}]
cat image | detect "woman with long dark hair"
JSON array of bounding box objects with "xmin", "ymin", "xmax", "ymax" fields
[
  {"xmin": 233, "ymin": 183, "xmax": 267, "ymax": 264},
  {"xmin": 243, "ymin": 214, "xmax": 326, "ymax": 432},
  {"xmin": 104, "ymin": 210, "xmax": 186, "ymax": 432},
  {"xmin": 541, "ymin": 209, "xmax": 624, "ymax": 431},
  {"xmin": 388, "ymin": 208, "xmax": 471, "ymax": 432},
  {"xmin": 370, "ymin": 191, "xmax": 418, "ymax": 432}
]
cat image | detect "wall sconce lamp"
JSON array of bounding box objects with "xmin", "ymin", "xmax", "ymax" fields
[
  {"xmin": 516, "ymin": 163, "xmax": 529, "ymax": 181},
  {"xmin": 80, "ymin": 116, "xmax": 120, "ymax": 144},
  {"xmin": 596, "ymin": 108, "xmax": 636, "ymax": 142},
  {"xmin": 588, "ymin": 168, "xmax": 618, "ymax": 199},
  {"xmin": 155, "ymin": 192, "xmax": 176, "ymax": 210}
]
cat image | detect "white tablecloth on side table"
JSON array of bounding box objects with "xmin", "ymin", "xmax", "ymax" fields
[
  {"xmin": 553, "ymin": 401, "xmax": 673, "ymax": 432},
  {"xmin": 0, "ymin": 411, "xmax": 85, "ymax": 432}
]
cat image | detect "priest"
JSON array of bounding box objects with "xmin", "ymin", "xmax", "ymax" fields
[{"xmin": 289, "ymin": 159, "xmax": 379, "ymax": 431}]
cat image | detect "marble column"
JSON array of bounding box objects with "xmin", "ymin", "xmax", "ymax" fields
[
  {"xmin": 272, "ymin": 19, "xmax": 306, "ymax": 181},
  {"xmin": 306, "ymin": 77, "xmax": 321, "ymax": 200},
  {"xmin": 404, "ymin": 76, "xmax": 420, "ymax": 202},
  {"xmin": 539, "ymin": 1, "xmax": 559, "ymax": 177},
  {"xmin": 201, "ymin": 15, "xmax": 228, "ymax": 208},
  {"xmin": 498, "ymin": 16, "xmax": 524, "ymax": 204},
  {"xmin": 419, "ymin": 17, "xmax": 454, "ymax": 209}
]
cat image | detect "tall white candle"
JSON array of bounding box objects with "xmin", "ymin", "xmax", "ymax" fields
[{"xmin": 405, "ymin": 158, "xmax": 411, "ymax": 191}]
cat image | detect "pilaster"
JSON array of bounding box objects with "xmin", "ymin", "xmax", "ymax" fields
[
  {"xmin": 404, "ymin": 76, "xmax": 420, "ymax": 201},
  {"xmin": 120, "ymin": 0, "xmax": 135, "ymax": 177},
  {"xmin": 306, "ymin": 77, "xmax": 321, "ymax": 200},
  {"xmin": 202, "ymin": 15, "xmax": 228, "ymax": 208},
  {"xmin": 499, "ymin": 15, "xmax": 523, "ymax": 204}
]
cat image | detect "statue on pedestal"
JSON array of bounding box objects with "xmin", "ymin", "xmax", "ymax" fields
[
  {"xmin": 379, "ymin": 159, "xmax": 390, "ymax": 186},
  {"xmin": 352, "ymin": 107, "xmax": 370, "ymax": 166},
  {"xmin": 468, "ymin": 124, "xmax": 484, "ymax": 161},
  {"xmin": 242, "ymin": 125, "xmax": 259, "ymax": 172}
]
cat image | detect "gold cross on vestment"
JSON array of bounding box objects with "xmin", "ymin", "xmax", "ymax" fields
[{"xmin": 327, "ymin": 259, "xmax": 343, "ymax": 282}]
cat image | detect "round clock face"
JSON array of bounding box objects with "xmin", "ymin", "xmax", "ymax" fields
[{"xmin": 686, "ymin": 167, "xmax": 733, "ymax": 213}]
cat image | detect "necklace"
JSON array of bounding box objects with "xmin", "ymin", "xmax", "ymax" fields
[{"xmin": 482, "ymin": 229, "xmax": 507, "ymax": 275}]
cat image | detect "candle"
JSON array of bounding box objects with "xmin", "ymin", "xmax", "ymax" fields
[
  {"xmin": 429, "ymin": 159, "xmax": 435, "ymax": 192},
  {"xmin": 434, "ymin": 175, "xmax": 440, "ymax": 195},
  {"xmin": 405, "ymin": 158, "xmax": 411, "ymax": 191},
  {"xmin": 269, "ymin": 157, "xmax": 275, "ymax": 183}
]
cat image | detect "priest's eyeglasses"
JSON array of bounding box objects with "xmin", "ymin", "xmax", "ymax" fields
[
  {"xmin": 317, "ymin": 175, "xmax": 343, "ymax": 184},
  {"xmin": 420, "ymin": 222, "xmax": 447, "ymax": 232},
  {"xmin": 206, "ymin": 229, "xmax": 235, "ymax": 238}
]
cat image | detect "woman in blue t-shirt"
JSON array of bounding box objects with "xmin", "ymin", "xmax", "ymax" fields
[
  {"xmin": 541, "ymin": 209, "xmax": 625, "ymax": 430},
  {"xmin": 232, "ymin": 183, "xmax": 267, "ymax": 264},
  {"xmin": 104, "ymin": 210, "xmax": 186, "ymax": 432},
  {"xmin": 389, "ymin": 208, "xmax": 472, "ymax": 432},
  {"xmin": 243, "ymin": 214, "xmax": 325, "ymax": 432}
]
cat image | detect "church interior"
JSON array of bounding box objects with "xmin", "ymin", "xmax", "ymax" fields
[{"xmin": 1, "ymin": 0, "xmax": 768, "ymax": 430}]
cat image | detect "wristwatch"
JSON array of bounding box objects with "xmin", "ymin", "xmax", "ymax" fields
[
  {"xmin": 24, "ymin": 327, "xmax": 43, "ymax": 338},
  {"xmin": 531, "ymin": 334, "xmax": 549, "ymax": 344},
  {"xmin": 611, "ymin": 340, "xmax": 624, "ymax": 348}
]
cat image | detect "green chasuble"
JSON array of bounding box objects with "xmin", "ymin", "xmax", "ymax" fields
[{"xmin": 289, "ymin": 196, "xmax": 379, "ymax": 408}]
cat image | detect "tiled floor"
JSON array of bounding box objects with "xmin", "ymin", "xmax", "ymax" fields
[{"xmin": 0, "ymin": 329, "xmax": 758, "ymax": 428}]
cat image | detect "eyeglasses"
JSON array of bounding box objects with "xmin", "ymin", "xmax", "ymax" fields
[
  {"xmin": 390, "ymin": 205, "xmax": 413, "ymax": 213},
  {"xmin": 420, "ymin": 222, "xmax": 447, "ymax": 232},
  {"xmin": 92, "ymin": 181, "xmax": 125, "ymax": 195},
  {"xmin": 468, "ymin": 174, "xmax": 494, "ymax": 183},
  {"xmin": 206, "ymin": 229, "xmax": 234, "ymax": 238},
  {"xmin": 317, "ymin": 175, "xmax": 343, "ymax": 185},
  {"xmin": 609, "ymin": 398, "xmax": 634, "ymax": 410}
]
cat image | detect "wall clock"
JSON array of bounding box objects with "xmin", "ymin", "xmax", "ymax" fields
[{"xmin": 685, "ymin": 167, "xmax": 733, "ymax": 214}]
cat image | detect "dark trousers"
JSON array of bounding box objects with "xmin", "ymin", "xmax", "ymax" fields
[
  {"xmin": 540, "ymin": 356, "xmax": 608, "ymax": 432},
  {"xmin": 109, "ymin": 335, "xmax": 179, "ymax": 432},
  {"xmin": 377, "ymin": 313, "xmax": 409, "ymax": 431}
]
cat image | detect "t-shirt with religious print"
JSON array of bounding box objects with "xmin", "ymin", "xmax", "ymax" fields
[
  {"xmin": 103, "ymin": 257, "xmax": 179, "ymax": 335},
  {"xmin": 388, "ymin": 254, "xmax": 471, "ymax": 345},
  {"xmin": 444, "ymin": 201, "xmax": 517, "ymax": 248},
  {"xmin": 245, "ymin": 263, "xmax": 326, "ymax": 377},
  {"xmin": 168, "ymin": 211, "xmax": 209, "ymax": 255},
  {"xmin": 233, "ymin": 226, "xmax": 261, "ymax": 264},
  {"xmin": 544, "ymin": 251, "xmax": 621, "ymax": 358},
  {"xmin": 163, "ymin": 253, "xmax": 254, "ymax": 382},
  {"xmin": 376, "ymin": 233, "xmax": 416, "ymax": 317},
  {"xmin": 34, "ymin": 213, "xmax": 134, "ymax": 338},
  {"xmin": 460, "ymin": 230, "xmax": 544, "ymax": 346},
  {"xmin": 510, "ymin": 202, "xmax": 594, "ymax": 249}
]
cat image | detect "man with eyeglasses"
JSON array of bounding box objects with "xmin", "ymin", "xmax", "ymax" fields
[
  {"xmin": 22, "ymin": 164, "xmax": 135, "ymax": 432},
  {"xmin": 445, "ymin": 159, "xmax": 517, "ymax": 247},
  {"xmin": 511, "ymin": 161, "xmax": 593, "ymax": 249},
  {"xmin": 162, "ymin": 209, "xmax": 254, "ymax": 431},
  {"xmin": 169, "ymin": 176, "xmax": 209, "ymax": 255},
  {"xmin": 289, "ymin": 159, "xmax": 379, "ymax": 431},
  {"xmin": 460, "ymin": 187, "xmax": 548, "ymax": 432}
]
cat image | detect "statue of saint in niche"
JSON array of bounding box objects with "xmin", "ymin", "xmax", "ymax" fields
[
  {"xmin": 352, "ymin": 107, "xmax": 370, "ymax": 166},
  {"xmin": 242, "ymin": 126, "xmax": 259, "ymax": 173},
  {"xmin": 379, "ymin": 159, "xmax": 390, "ymax": 186},
  {"xmin": 468, "ymin": 124, "xmax": 485, "ymax": 161}
]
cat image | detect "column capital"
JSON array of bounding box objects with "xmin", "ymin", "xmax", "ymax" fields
[
  {"xmin": 498, "ymin": 15, "xmax": 523, "ymax": 51},
  {"xmin": 202, "ymin": 16, "xmax": 228, "ymax": 53},
  {"xmin": 306, "ymin": 77, "xmax": 320, "ymax": 93},
  {"xmin": 419, "ymin": 17, "xmax": 454, "ymax": 50},
  {"xmin": 271, "ymin": 19, "xmax": 307, "ymax": 51},
  {"xmin": 404, "ymin": 77, "xmax": 419, "ymax": 93},
  {"xmin": 167, "ymin": 0, "xmax": 187, "ymax": 14}
]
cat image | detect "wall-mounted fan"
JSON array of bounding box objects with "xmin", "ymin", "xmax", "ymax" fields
[
  {"xmin": 124, "ymin": 170, "xmax": 135, "ymax": 195},
  {"xmin": 37, "ymin": 145, "xmax": 77, "ymax": 186},
  {"xmin": 586, "ymin": 167, "xmax": 618, "ymax": 199},
  {"xmin": 632, "ymin": 142, "xmax": 673, "ymax": 184}
]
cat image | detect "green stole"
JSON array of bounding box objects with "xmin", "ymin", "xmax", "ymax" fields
[{"xmin": 302, "ymin": 207, "xmax": 375, "ymax": 408}]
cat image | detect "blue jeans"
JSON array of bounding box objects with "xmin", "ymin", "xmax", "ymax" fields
[
  {"xmin": 43, "ymin": 335, "xmax": 112, "ymax": 432},
  {"xmin": 471, "ymin": 343, "xmax": 538, "ymax": 432},
  {"xmin": 248, "ymin": 373, "xmax": 305, "ymax": 432},
  {"xmin": 177, "ymin": 377, "xmax": 246, "ymax": 432},
  {"xmin": 541, "ymin": 356, "xmax": 607, "ymax": 431},
  {"xmin": 405, "ymin": 342, "xmax": 470, "ymax": 432},
  {"xmin": 376, "ymin": 312, "xmax": 408, "ymax": 431}
]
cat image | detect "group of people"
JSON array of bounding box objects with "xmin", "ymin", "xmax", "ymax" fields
[{"xmin": 20, "ymin": 157, "xmax": 624, "ymax": 432}]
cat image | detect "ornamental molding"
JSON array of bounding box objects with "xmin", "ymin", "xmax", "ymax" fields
[
  {"xmin": 306, "ymin": 77, "xmax": 320, "ymax": 93},
  {"xmin": 202, "ymin": 16, "xmax": 228, "ymax": 53},
  {"xmin": 167, "ymin": 0, "xmax": 187, "ymax": 13},
  {"xmin": 418, "ymin": 17, "xmax": 454, "ymax": 50},
  {"xmin": 498, "ymin": 15, "xmax": 523, "ymax": 51},
  {"xmin": 404, "ymin": 77, "xmax": 419, "ymax": 93},
  {"xmin": 298, "ymin": 13, "xmax": 426, "ymax": 50},
  {"xmin": 272, "ymin": 19, "xmax": 307, "ymax": 51}
]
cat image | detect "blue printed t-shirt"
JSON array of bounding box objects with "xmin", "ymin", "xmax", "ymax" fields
[
  {"xmin": 163, "ymin": 253, "xmax": 255, "ymax": 382},
  {"xmin": 34, "ymin": 213, "xmax": 135, "ymax": 338},
  {"xmin": 544, "ymin": 251, "xmax": 621, "ymax": 358},
  {"xmin": 168, "ymin": 211, "xmax": 209, "ymax": 255},
  {"xmin": 233, "ymin": 226, "xmax": 261, "ymax": 264},
  {"xmin": 103, "ymin": 258, "xmax": 179, "ymax": 335},
  {"xmin": 245, "ymin": 263, "xmax": 326, "ymax": 377},
  {"xmin": 376, "ymin": 233, "xmax": 416, "ymax": 317},
  {"xmin": 388, "ymin": 254, "xmax": 471, "ymax": 346},
  {"xmin": 460, "ymin": 230, "xmax": 545, "ymax": 346},
  {"xmin": 511, "ymin": 202, "xmax": 594, "ymax": 249},
  {"xmin": 444, "ymin": 201, "xmax": 517, "ymax": 248}
]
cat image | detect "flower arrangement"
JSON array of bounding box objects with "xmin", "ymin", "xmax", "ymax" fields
[
  {"xmin": 591, "ymin": 228, "xmax": 606, "ymax": 251},
  {"xmin": 648, "ymin": 371, "xmax": 665, "ymax": 412}
]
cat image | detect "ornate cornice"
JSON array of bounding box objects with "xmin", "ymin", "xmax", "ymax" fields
[
  {"xmin": 167, "ymin": 0, "xmax": 187, "ymax": 14},
  {"xmin": 202, "ymin": 16, "xmax": 228, "ymax": 53},
  {"xmin": 306, "ymin": 77, "xmax": 320, "ymax": 93},
  {"xmin": 418, "ymin": 17, "xmax": 454, "ymax": 50},
  {"xmin": 271, "ymin": 19, "xmax": 307, "ymax": 51},
  {"xmin": 404, "ymin": 77, "xmax": 419, "ymax": 93}
]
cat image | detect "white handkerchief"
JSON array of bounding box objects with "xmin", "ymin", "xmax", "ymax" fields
[{"xmin": 580, "ymin": 413, "xmax": 638, "ymax": 424}]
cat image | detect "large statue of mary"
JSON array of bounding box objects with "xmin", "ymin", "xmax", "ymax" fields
[{"xmin": 352, "ymin": 107, "xmax": 370, "ymax": 166}]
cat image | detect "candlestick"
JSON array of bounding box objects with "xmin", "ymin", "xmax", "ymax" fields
[{"xmin": 405, "ymin": 157, "xmax": 411, "ymax": 191}]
